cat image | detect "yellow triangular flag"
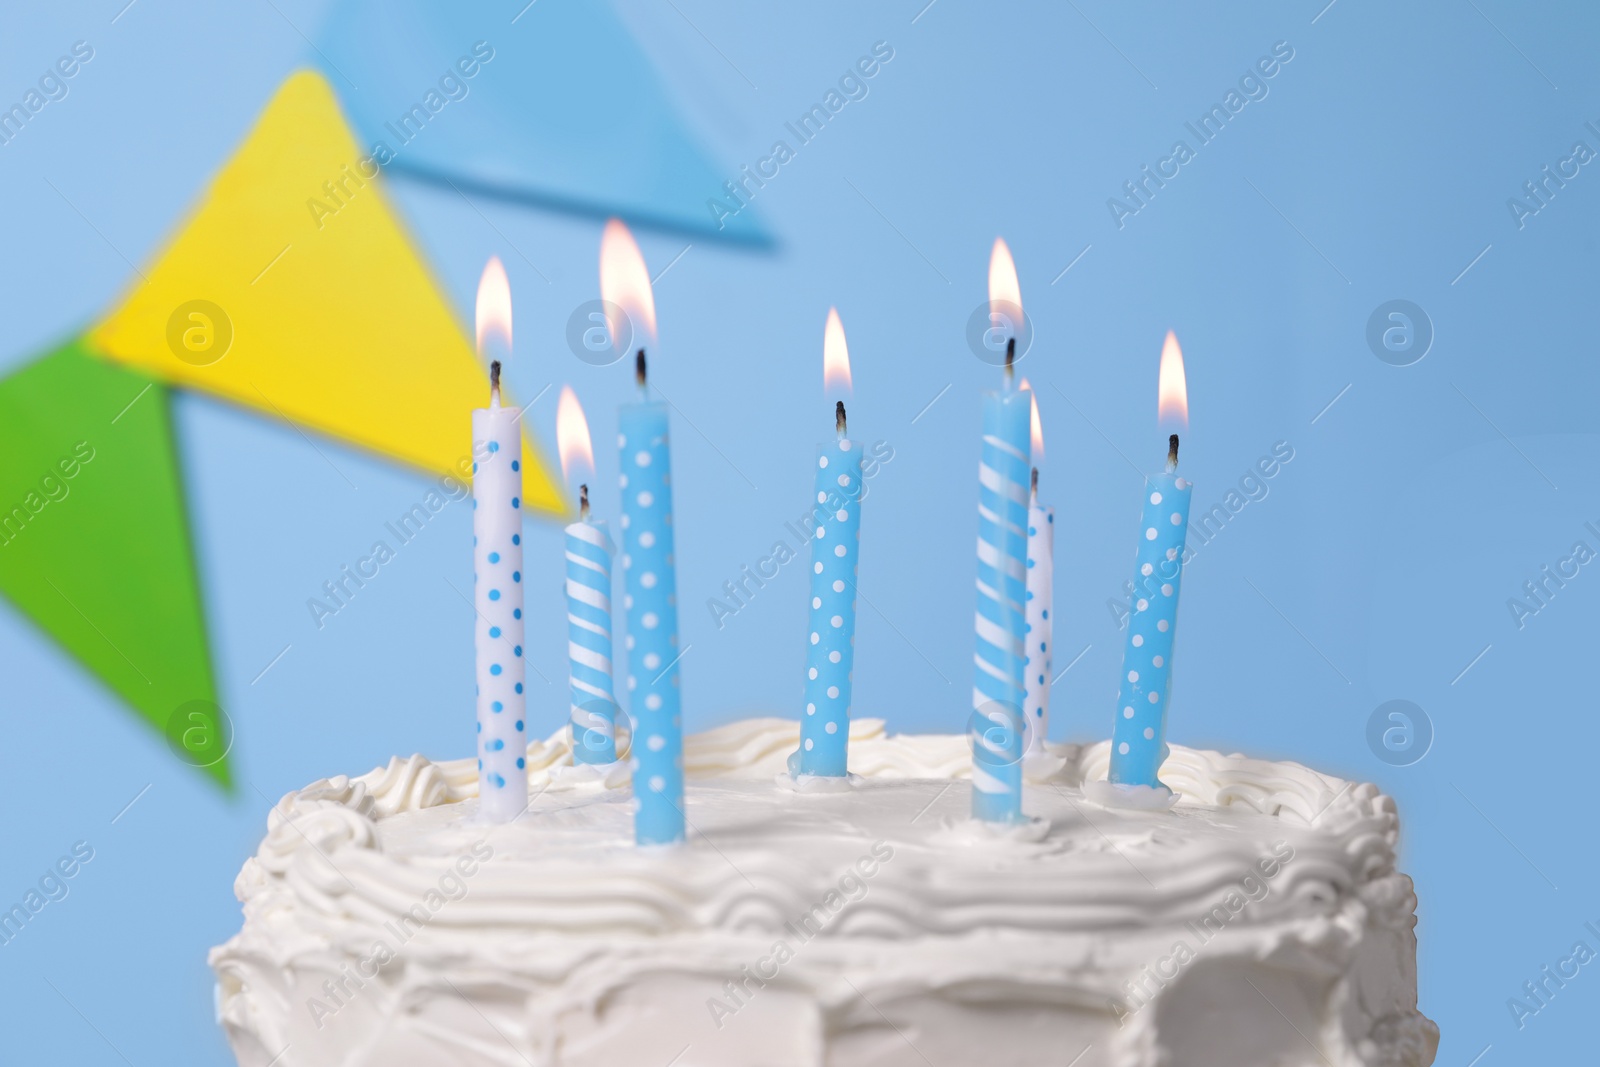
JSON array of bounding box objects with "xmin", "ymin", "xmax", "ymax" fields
[{"xmin": 92, "ymin": 70, "xmax": 562, "ymax": 515}]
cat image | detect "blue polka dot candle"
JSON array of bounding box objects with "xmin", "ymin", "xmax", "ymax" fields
[
  {"xmin": 619, "ymin": 352, "xmax": 683, "ymax": 844},
  {"xmin": 602, "ymin": 220, "xmax": 684, "ymax": 845},
  {"xmin": 794, "ymin": 309, "xmax": 861, "ymax": 778},
  {"xmin": 557, "ymin": 387, "xmax": 618, "ymax": 765},
  {"xmin": 1107, "ymin": 331, "xmax": 1193, "ymax": 801},
  {"xmin": 472, "ymin": 357, "xmax": 529, "ymax": 824}
]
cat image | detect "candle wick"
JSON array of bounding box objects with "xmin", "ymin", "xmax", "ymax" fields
[
  {"xmin": 1004, "ymin": 337, "xmax": 1016, "ymax": 389},
  {"xmin": 835, "ymin": 400, "xmax": 847, "ymax": 439},
  {"xmin": 1030, "ymin": 466, "xmax": 1038, "ymax": 502},
  {"xmin": 1167, "ymin": 433, "xmax": 1180, "ymax": 472},
  {"xmin": 489, "ymin": 360, "xmax": 502, "ymax": 408},
  {"xmin": 634, "ymin": 348, "xmax": 648, "ymax": 397},
  {"xmin": 579, "ymin": 483, "xmax": 590, "ymax": 521}
]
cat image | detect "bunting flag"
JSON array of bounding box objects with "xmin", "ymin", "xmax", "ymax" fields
[
  {"xmin": 91, "ymin": 69, "xmax": 563, "ymax": 515},
  {"xmin": 0, "ymin": 339, "xmax": 229, "ymax": 787},
  {"xmin": 0, "ymin": 68, "xmax": 571, "ymax": 784},
  {"xmin": 311, "ymin": 0, "xmax": 772, "ymax": 245}
]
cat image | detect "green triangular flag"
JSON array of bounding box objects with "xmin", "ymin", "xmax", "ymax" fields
[{"xmin": 0, "ymin": 338, "xmax": 229, "ymax": 787}]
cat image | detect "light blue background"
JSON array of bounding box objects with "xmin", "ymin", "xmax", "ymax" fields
[{"xmin": 2, "ymin": 1, "xmax": 1596, "ymax": 1063}]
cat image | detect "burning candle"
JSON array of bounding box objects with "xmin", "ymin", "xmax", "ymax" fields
[
  {"xmin": 471, "ymin": 257, "xmax": 528, "ymax": 824},
  {"xmin": 1104, "ymin": 331, "xmax": 1193, "ymax": 803},
  {"xmin": 1019, "ymin": 381, "xmax": 1053, "ymax": 755},
  {"xmin": 602, "ymin": 220, "xmax": 685, "ymax": 845},
  {"xmin": 971, "ymin": 238, "xmax": 1031, "ymax": 823},
  {"xmin": 793, "ymin": 308, "xmax": 861, "ymax": 778},
  {"xmin": 557, "ymin": 386, "xmax": 618, "ymax": 765}
]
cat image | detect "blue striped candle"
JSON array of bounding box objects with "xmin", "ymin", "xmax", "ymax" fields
[
  {"xmin": 971, "ymin": 378, "xmax": 1032, "ymax": 823},
  {"xmin": 795, "ymin": 424, "xmax": 862, "ymax": 777},
  {"xmin": 566, "ymin": 497, "xmax": 618, "ymax": 764},
  {"xmin": 619, "ymin": 353, "xmax": 684, "ymax": 845},
  {"xmin": 472, "ymin": 362, "xmax": 528, "ymax": 824},
  {"xmin": 1108, "ymin": 465, "xmax": 1192, "ymax": 790}
]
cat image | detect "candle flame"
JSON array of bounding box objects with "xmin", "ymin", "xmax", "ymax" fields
[
  {"xmin": 988, "ymin": 237, "xmax": 1022, "ymax": 335},
  {"xmin": 1157, "ymin": 330, "xmax": 1188, "ymax": 431},
  {"xmin": 475, "ymin": 256, "xmax": 512, "ymax": 356},
  {"xmin": 599, "ymin": 219, "xmax": 657, "ymax": 351},
  {"xmin": 822, "ymin": 307, "xmax": 852, "ymax": 395},
  {"xmin": 556, "ymin": 385, "xmax": 594, "ymax": 484},
  {"xmin": 1019, "ymin": 377, "xmax": 1043, "ymax": 461}
]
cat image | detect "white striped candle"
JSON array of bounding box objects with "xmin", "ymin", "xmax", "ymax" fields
[
  {"xmin": 566, "ymin": 490, "xmax": 618, "ymax": 764},
  {"xmin": 971, "ymin": 361, "xmax": 1031, "ymax": 823},
  {"xmin": 557, "ymin": 387, "xmax": 619, "ymax": 765}
]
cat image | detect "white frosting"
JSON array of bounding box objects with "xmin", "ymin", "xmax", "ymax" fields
[
  {"xmin": 211, "ymin": 718, "xmax": 1437, "ymax": 1067},
  {"xmin": 1082, "ymin": 779, "xmax": 1179, "ymax": 810}
]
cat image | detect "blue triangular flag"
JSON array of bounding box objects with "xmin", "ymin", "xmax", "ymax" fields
[{"xmin": 311, "ymin": 0, "xmax": 772, "ymax": 246}]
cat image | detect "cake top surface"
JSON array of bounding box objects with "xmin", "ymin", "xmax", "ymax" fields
[{"xmin": 233, "ymin": 717, "xmax": 1400, "ymax": 952}]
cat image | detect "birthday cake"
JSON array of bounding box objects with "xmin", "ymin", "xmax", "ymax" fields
[{"xmin": 210, "ymin": 719, "xmax": 1437, "ymax": 1067}]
